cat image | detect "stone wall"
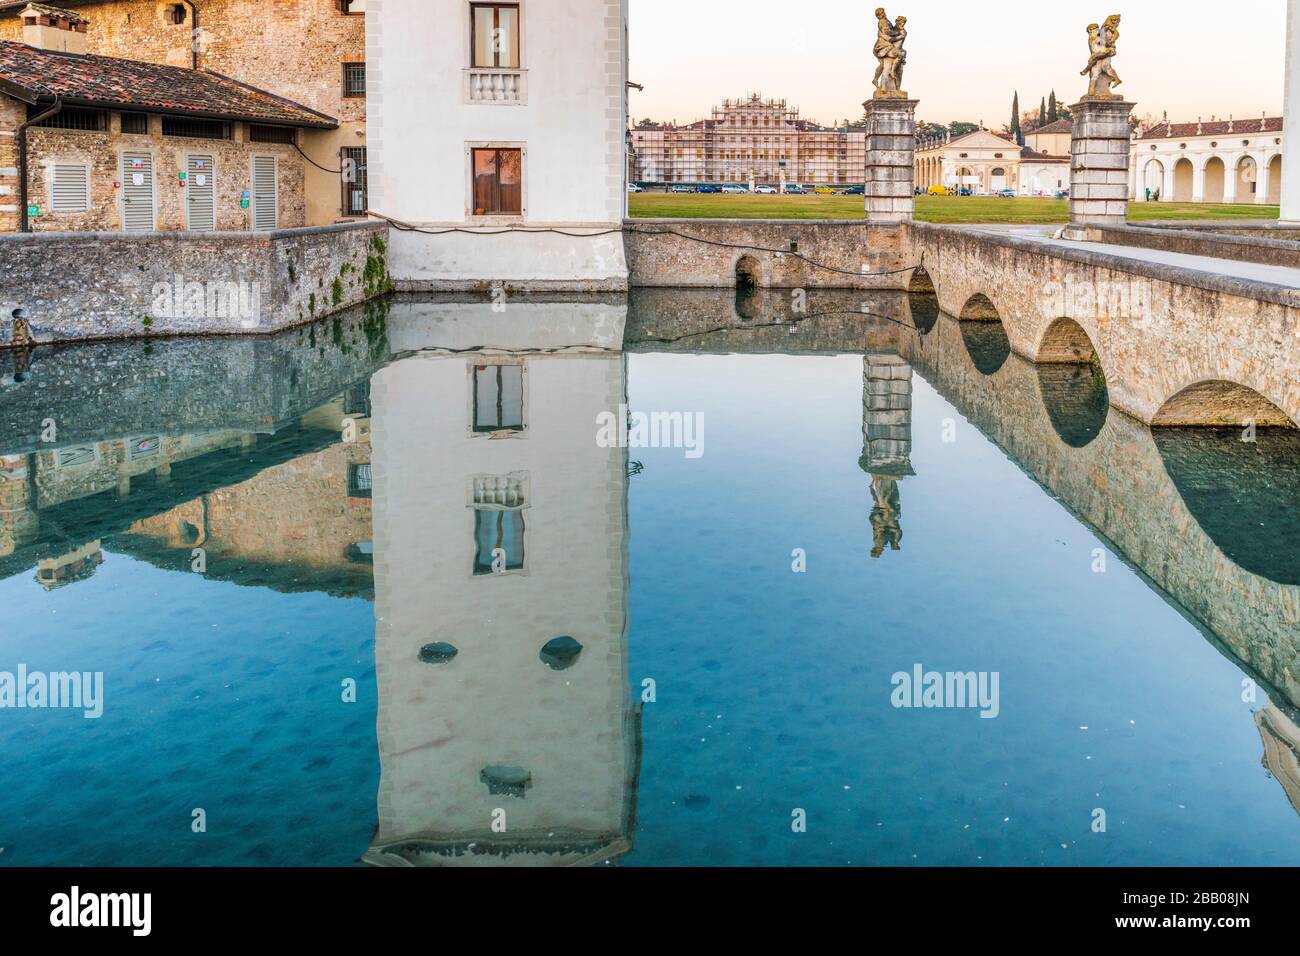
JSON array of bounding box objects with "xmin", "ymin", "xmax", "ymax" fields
[
  {"xmin": 624, "ymin": 219, "xmax": 912, "ymax": 289},
  {"xmin": 0, "ymin": 94, "xmax": 21, "ymax": 233},
  {"xmin": 0, "ymin": 220, "xmax": 389, "ymax": 344}
]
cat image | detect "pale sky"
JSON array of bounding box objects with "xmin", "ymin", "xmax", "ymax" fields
[{"xmin": 628, "ymin": 1, "xmax": 1286, "ymax": 129}]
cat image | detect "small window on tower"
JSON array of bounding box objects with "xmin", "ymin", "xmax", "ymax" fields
[{"xmin": 168, "ymin": 4, "xmax": 187, "ymax": 25}]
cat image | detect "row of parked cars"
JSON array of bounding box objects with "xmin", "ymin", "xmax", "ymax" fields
[
  {"xmin": 630, "ymin": 183, "xmax": 866, "ymax": 196},
  {"xmin": 919, "ymin": 185, "xmax": 1070, "ymax": 199}
]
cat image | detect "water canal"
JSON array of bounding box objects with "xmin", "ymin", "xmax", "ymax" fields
[{"xmin": 0, "ymin": 290, "xmax": 1296, "ymax": 866}]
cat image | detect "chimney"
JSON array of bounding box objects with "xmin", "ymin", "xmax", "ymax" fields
[{"xmin": 20, "ymin": 4, "xmax": 88, "ymax": 55}]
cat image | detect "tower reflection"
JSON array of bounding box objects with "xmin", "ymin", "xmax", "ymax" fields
[
  {"xmin": 861, "ymin": 353, "xmax": 915, "ymax": 559},
  {"xmin": 364, "ymin": 298, "xmax": 639, "ymax": 866}
]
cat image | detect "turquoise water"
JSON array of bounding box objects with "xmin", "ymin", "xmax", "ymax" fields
[{"xmin": 0, "ymin": 293, "xmax": 1296, "ymax": 867}]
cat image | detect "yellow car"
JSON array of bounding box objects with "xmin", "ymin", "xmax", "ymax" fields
[
  {"xmin": 927, "ymin": 185, "xmax": 950, "ymax": 196},
  {"xmin": 813, "ymin": 186, "xmax": 837, "ymax": 195}
]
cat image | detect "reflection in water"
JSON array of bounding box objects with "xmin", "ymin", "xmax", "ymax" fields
[
  {"xmin": 363, "ymin": 299, "xmax": 639, "ymax": 866},
  {"xmin": 1037, "ymin": 362, "xmax": 1110, "ymax": 449},
  {"xmin": 861, "ymin": 353, "xmax": 915, "ymax": 558},
  {"xmin": 1153, "ymin": 426, "xmax": 1300, "ymax": 587},
  {"xmin": 959, "ymin": 319, "xmax": 1011, "ymax": 375},
  {"xmin": 0, "ymin": 291, "xmax": 1298, "ymax": 866}
]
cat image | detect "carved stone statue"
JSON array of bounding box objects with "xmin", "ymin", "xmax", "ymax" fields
[
  {"xmin": 871, "ymin": 7, "xmax": 908, "ymax": 98},
  {"xmin": 1080, "ymin": 14, "xmax": 1122, "ymax": 98}
]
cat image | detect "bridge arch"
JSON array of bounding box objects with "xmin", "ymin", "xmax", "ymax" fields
[
  {"xmin": 1035, "ymin": 319, "xmax": 1109, "ymax": 448},
  {"xmin": 1152, "ymin": 380, "xmax": 1298, "ymax": 429},
  {"xmin": 907, "ymin": 265, "xmax": 935, "ymax": 294},
  {"xmin": 958, "ymin": 292, "xmax": 1000, "ymax": 321},
  {"xmin": 1036, "ymin": 317, "xmax": 1099, "ymax": 364}
]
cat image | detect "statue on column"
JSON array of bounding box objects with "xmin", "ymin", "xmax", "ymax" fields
[
  {"xmin": 871, "ymin": 7, "xmax": 909, "ymax": 98},
  {"xmin": 1080, "ymin": 14, "xmax": 1122, "ymax": 98}
]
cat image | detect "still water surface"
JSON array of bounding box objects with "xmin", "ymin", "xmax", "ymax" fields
[{"xmin": 0, "ymin": 291, "xmax": 1296, "ymax": 866}]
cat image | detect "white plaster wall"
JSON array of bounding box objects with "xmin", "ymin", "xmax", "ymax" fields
[
  {"xmin": 367, "ymin": 0, "xmax": 630, "ymax": 288},
  {"xmin": 369, "ymin": 303, "xmax": 634, "ymax": 855}
]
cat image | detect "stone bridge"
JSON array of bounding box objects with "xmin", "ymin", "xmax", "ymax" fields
[{"xmin": 899, "ymin": 222, "xmax": 1300, "ymax": 429}]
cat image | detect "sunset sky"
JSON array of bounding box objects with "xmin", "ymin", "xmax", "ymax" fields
[{"xmin": 627, "ymin": 1, "xmax": 1286, "ymax": 129}]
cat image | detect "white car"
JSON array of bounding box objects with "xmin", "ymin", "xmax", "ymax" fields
[
  {"xmin": 721, "ymin": 184, "xmax": 748, "ymax": 194},
  {"xmin": 627, "ymin": 183, "xmax": 643, "ymax": 193},
  {"xmin": 754, "ymin": 185, "xmax": 778, "ymax": 194}
]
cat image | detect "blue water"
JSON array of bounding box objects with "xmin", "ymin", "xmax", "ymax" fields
[{"xmin": 0, "ymin": 299, "xmax": 1296, "ymax": 867}]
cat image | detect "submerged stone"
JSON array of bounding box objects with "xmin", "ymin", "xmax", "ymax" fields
[
  {"xmin": 418, "ymin": 642, "xmax": 458, "ymax": 664},
  {"xmin": 539, "ymin": 635, "xmax": 583, "ymax": 670}
]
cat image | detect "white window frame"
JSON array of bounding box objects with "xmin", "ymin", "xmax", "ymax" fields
[
  {"xmin": 466, "ymin": 357, "xmax": 529, "ymax": 439},
  {"xmin": 464, "ymin": 141, "xmax": 527, "ymax": 222},
  {"xmin": 47, "ymin": 161, "xmax": 90, "ymax": 214},
  {"xmin": 462, "ymin": 0, "xmax": 528, "ymax": 105}
]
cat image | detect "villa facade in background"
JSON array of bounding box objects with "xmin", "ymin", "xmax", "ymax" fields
[
  {"xmin": 913, "ymin": 127, "xmax": 1069, "ymax": 196},
  {"xmin": 630, "ymin": 93, "xmax": 865, "ymax": 187},
  {"xmin": 1131, "ymin": 115, "xmax": 1283, "ymax": 204}
]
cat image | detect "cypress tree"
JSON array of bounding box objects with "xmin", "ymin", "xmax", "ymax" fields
[
  {"xmin": 1010, "ymin": 92, "xmax": 1023, "ymax": 145},
  {"xmin": 1048, "ymin": 91, "xmax": 1058, "ymax": 122}
]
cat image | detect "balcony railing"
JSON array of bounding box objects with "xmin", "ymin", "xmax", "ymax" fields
[{"xmin": 465, "ymin": 68, "xmax": 526, "ymax": 104}]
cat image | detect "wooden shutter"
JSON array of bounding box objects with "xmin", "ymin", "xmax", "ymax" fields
[
  {"xmin": 120, "ymin": 151, "xmax": 155, "ymax": 232},
  {"xmin": 252, "ymin": 155, "xmax": 278, "ymax": 231},
  {"xmin": 186, "ymin": 153, "xmax": 216, "ymax": 231},
  {"xmin": 50, "ymin": 163, "xmax": 89, "ymax": 213}
]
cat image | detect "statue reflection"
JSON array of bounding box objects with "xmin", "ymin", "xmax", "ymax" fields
[
  {"xmin": 363, "ymin": 298, "xmax": 639, "ymax": 866},
  {"xmin": 860, "ymin": 353, "xmax": 915, "ymax": 559}
]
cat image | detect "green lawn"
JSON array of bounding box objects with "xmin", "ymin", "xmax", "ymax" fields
[{"xmin": 627, "ymin": 192, "xmax": 1280, "ymax": 224}]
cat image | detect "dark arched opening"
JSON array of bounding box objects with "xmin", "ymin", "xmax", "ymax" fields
[{"xmin": 1036, "ymin": 319, "xmax": 1109, "ymax": 447}]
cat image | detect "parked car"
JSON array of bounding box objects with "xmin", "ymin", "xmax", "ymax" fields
[
  {"xmin": 627, "ymin": 182, "xmax": 643, "ymax": 193},
  {"xmin": 813, "ymin": 185, "xmax": 837, "ymax": 195},
  {"xmin": 721, "ymin": 184, "xmax": 748, "ymax": 194},
  {"xmin": 842, "ymin": 184, "xmax": 864, "ymax": 195},
  {"xmin": 697, "ymin": 184, "xmax": 722, "ymax": 194},
  {"xmin": 1054, "ymin": 189, "xmax": 1070, "ymax": 199},
  {"xmin": 670, "ymin": 184, "xmax": 695, "ymax": 194},
  {"xmin": 783, "ymin": 185, "xmax": 807, "ymax": 195},
  {"xmin": 958, "ymin": 187, "xmax": 973, "ymax": 196},
  {"xmin": 997, "ymin": 188, "xmax": 1016, "ymax": 198},
  {"xmin": 754, "ymin": 185, "xmax": 779, "ymax": 194},
  {"xmin": 927, "ymin": 185, "xmax": 950, "ymax": 196}
]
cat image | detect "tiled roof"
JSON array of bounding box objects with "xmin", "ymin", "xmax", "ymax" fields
[
  {"xmin": 1029, "ymin": 118, "xmax": 1073, "ymax": 135},
  {"xmin": 1140, "ymin": 116, "xmax": 1282, "ymax": 140},
  {"xmin": 1020, "ymin": 146, "xmax": 1068, "ymax": 162},
  {"xmin": 18, "ymin": 3, "xmax": 87, "ymax": 24},
  {"xmin": 0, "ymin": 40, "xmax": 336, "ymax": 127}
]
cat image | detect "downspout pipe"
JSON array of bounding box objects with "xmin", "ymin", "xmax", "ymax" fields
[
  {"xmin": 182, "ymin": 1, "xmax": 200, "ymax": 70},
  {"xmin": 17, "ymin": 98, "xmax": 62, "ymax": 234}
]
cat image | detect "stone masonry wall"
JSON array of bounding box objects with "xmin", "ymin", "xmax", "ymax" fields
[
  {"xmin": 0, "ymin": 94, "xmax": 20, "ymax": 232},
  {"xmin": 625, "ymin": 219, "xmax": 912, "ymax": 289},
  {"xmin": 0, "ymin": 220, "xmax": 389, "ymax": 344}
]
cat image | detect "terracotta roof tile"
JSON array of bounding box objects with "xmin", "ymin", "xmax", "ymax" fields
[
  {"xmin": 1140, "ymin": 116, "xmax": 1282, "ymax": 140},
  {"xmin": 1029, "ymin": 118, "xmax": 1073, "ymax": 135},
  {"xmin": 0, "ymin": 39, "xmax": 335, "ymax": 127}
]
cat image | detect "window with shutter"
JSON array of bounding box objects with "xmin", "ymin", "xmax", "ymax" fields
[
  {"xmin": 251, "ymin": 155, "xmax": 278, "ymax": 231},
  {"xmin": 50, "ymin": 164, "xmax": 90, "ymax": 213}
]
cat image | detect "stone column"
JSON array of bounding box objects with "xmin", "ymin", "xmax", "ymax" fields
[
  {"xmin": 1162, "ymin": 161, "xmax": 1176, "ymax": 203},
  {"xmin": 862, "ymin": 97, "xmax": 918, "ymax": 222},
  {"xmin": 1065, "ymin": 97, "xmax": 1136, "ymax": 233},
  {"xmin": 1282, "ymin": 0, "xmax": 1300, "ymax": 221}
]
